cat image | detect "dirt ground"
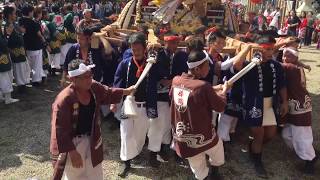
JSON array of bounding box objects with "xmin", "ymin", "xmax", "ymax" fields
[{"xmin": 0, "ymin": 46, "xmax": 319, "ymax": 180}]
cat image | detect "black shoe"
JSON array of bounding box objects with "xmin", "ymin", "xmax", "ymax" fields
[
  {"xmin": 48, "ymin": 67, "xmax": 52, "ymax": 75},
  {"xmin": 118, "ymin": 160, "xmax": 131, "ymax": 178},
  {"xmin": 42, "ymin": 77, "xmax": 47, "ymax": 85},
  {"xmin": 229, "ymin": 133, "xmax": 236, "ymax": 144},
  {"xmin": 51, "ymin": 68, "xmax": 57, "ymax": 76},
  {"xmin": 303, "ymin": 156, "xmax": 318, "ymax": 175},
  {"xmin": 175, "ymin": 153, "xmax": 189, "ymax": 168},
  {"xmin": 158, "ymin": 144, "xmax": 170, "ymax": 162},
  {"xmin": 32, "ymin": 82, "xmax": 41, "ymax": 87},
  {"xmin": 210, "ymin": 166, "xmax": 223, "ymax": 180},
  {"xmin": 252, "ymin": 153, "xmax": 268, "ymax": 179},
  {"xmin": 149, "ymin": 151, "xmax": 160, "ymax": 168}
]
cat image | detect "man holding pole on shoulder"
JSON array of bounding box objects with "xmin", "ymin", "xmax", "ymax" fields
[
  {"xmin": 111, "ymin": 32, "xmax": 159, "ymax": 178},
  {"xmin": 171, "ymin": 50, "xmax": 231, "ymax": 180},
  {"xmin": 233, "ymin": 35, "xmax": 288, "ymax": 178}
]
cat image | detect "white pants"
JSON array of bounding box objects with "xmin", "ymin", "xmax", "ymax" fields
[
  {"xmin": 187, "ymin": 139, "xmax": 225, "ymax": 180},
  {"xmin": 13, "ymin": 61, "xmax": 30, "ymax": 86},
  {"xmin": 26, "ymin": 50, "xmax": 44, "ymax": 83},
  {"xmin": 63, "ymin": 136, "xmax": 103, "ymax": 180},
  {"xmin": 217, "ymin": 113, "xmax": 238, "ymax": 142},
  {"xmin": 120, "ymin": 104, "xmax": 150, "ymax": 161},
  {"xmin": 147, "ymin": 102, "xmax": 172, "ymax": 152},
  {"xmin": 0, "ymin": 70, "xmax": 13, "ymax": 93},
  {"xmin": 282, "ymin": 124, "xmax": 316, "ymax": 161},
  {"xmin": 60, "ymin": 43, "xmax": 73, "ymax": 65},
  {"xmin": 49, "ymin": 53, "xmax": 61, "ymax": 69}
]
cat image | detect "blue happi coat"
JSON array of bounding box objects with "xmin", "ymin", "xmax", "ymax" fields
[
  {"xmin": 154, "ymin": 49, "xmax": 188, "ymax": 103},
  {"xmin": 64, "ymin": 43, "xmax": 103, "ymax": 81},
  {"xmin": 240, "ymin": 59, "xmax": 286, "ymax": 127},
  {"xmin": 221, "ymin": 69, "xmax": 243, "ymax": 119},
  {"xmin": 155, "ymin": 49, "xmax": 188, "ymax": 81},
  {"xmin": 113, "ymin": 57, "xmax": 158, "ymax": 118}
]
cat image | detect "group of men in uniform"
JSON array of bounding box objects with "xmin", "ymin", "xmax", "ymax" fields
[
  {"xmin": 0, "ymin": 3, "xmax": 81, "ymax": 104},
  {"xmin": 45, "ymin": 11, "xmax": 318, "ymax": 180}
]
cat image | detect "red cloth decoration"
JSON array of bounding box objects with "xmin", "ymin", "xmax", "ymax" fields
[
  {"xmin": 164, "ymin": 36, "xmax": 180, "ymax": 42},
  {"xmin": 133, "ymin": 57, "xmax": 146, "ymax": 78},
  {"xmin": 205, "ymin": 27, "xmax": 218, "ymax": 36},
  {"xmin": 251, "ymin": 0, "xmax": 262, "ymax": 4},
  {"xmin": 259, "ymin": 43, "xmax": 274, "ymax": 49}
]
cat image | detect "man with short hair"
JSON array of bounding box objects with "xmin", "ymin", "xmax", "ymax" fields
[
  {"xmin": 234, "ymin": 35, "xmax": 288, "ymax": 178},
  {"xmin": 77, "ymin": 8, "xmax": 100, "ymax": 33},
  {"xmin": 206, "ymin": 29, "xmax": 251, "ymax": 142},
  {"xmin": 19, "ymin": 3, "xmax": 49, "ymax": 86},
  {"xmin": 171, "ymin": 50, "xmax": 229, "ymax": 180},
  {"xmin": 63, "ymin": 3, "xmax": 77, "ymax": 50},
  {"xmin": 112, "ymin": 32, "xmax": 158, "ymax": 177},
  {"xmin": 50, "ymin": 59, "xmax": 135, "ymax": 179},
  {"xmin": 61, "ymin": 27, "xmax": 104, "ymax": 87}
]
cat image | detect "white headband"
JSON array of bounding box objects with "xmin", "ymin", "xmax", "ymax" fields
[
  {"xmin": 283, "ymin": 47, "xmax": 298, "ymax": 57},
  {"xmin": 68, "ymin": 63, "xmax": 95, "ymax": 77},
  {"xmin": 187, "ymin": 50, "xmax": 210, "ymax": 69}
]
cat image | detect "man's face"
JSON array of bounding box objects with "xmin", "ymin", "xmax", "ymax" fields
[
  {"xmin": 77, "ymin": 33, "xmax": 91, "ymax": 47},
  {"xmin": 283, "ymin": 52, "xmax": 298, "ymax": 64},
  {"xmin": 73, "ymin": 71, "xmax": 93, "ymax": 90},
  {"xmin": 261, "ymin": 45, "xmax": 274, "ymax": 61},
  {"xmin": 210, "ymin": 37, "xmax": 226, "ymax": 53},
  {"xmin": 165, "ymin": 40, "xmax": 179, "ymax": 53},
  {"xmin": 84, "ymin": 11, "xmax": 92, "ymax": 20},
  {"xmin": 131, "ymin": 43, "xmax": 146, "ymax": 61}
]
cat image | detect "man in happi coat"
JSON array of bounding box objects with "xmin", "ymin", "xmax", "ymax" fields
[
  {"xmin": 43, "ymin": 9, "xmax": 62, "ymax": 76},
  {"xmin": 3, "ymin": 5, "xmax": 30, "ymax": 93},
  {"xmin": 50, "ymin": 59, "xmax": 135, "ymax": 179},
  {"xmin": 171, "ymin": 50, "xmax": 229, "ymax": 180},
  {"xmin": 112, "ymin": 32, "xmax": 158, "ymax": 178},
  {"xmin": 281, "ymin": 47, "xmax": 318, "ymax": 175},
  {"xmin": 151, "ymin": 32, "xmax": 188, "ymax": 164},
  {"xmin": 205, "ymin": 28, "xmax": 251, "ymax": 142},
  {"xmin": 61, "ymin": 26, "xmax": 103, "ymax": 86},
  {"xmin": 63, "ymin": 4, "xmax": 78, "ymax": 52},
  {"xmin": 233, "ymin": 35, "xmax": 288, "ymax": 178},
  {"xmin": 0, "ymin": 16, "xmax": 19, "ymax": 104}
]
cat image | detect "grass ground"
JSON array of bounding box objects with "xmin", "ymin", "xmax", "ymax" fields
[{"xmin": 0, "ymin": 46, "xmax": 319, "ymax": 180}]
